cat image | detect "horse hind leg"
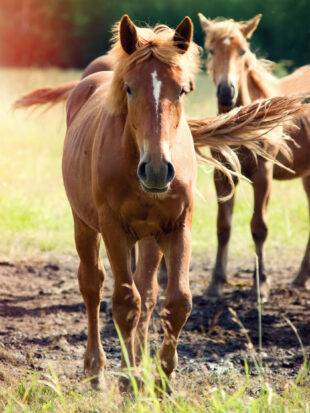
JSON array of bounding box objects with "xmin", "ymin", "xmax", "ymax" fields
[
  {"xmin": 250, "ymin": 161, "xmax": 273, "ymax": 302},
  {"xmin": 292, "ymin": 175, "xmax": 310, "ymax": 288},
  {"xmin": 73, "ymin": 212, "xmax": 106, "ymax": 389},
  {"xmin": 207, "ymin": 169, "xmax": 236, "ymax": 299}
]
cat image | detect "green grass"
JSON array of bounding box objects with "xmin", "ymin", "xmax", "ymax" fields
[
  {"xmin": 1, "ymin": 353, "xmax": 309, "ymax": 412},
  {"xmin": 0, "ymin": 69, "xmax": 308, "ymax": 261}
]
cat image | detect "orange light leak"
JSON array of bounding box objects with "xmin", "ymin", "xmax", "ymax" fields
[{"xmin": 0, "ymin": 0, "xmax": 72, "ymax": 67}]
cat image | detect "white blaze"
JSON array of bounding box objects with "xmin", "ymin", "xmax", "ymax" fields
[
  {"xmin": 151, "ymin": 70, "xmax": 162, "ymax": 116},
  {"xmin": 223, "ymin": 37, "xmax": 231, "ymax": 45}
]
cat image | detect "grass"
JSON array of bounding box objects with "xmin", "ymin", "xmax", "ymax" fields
[
  {"xmin": 0, "ymin": 350, "xmax": 309, "ymax": 412},
  {"xmin": 0, "ymin": 68, "xmax": 308, "ymax": 261}
]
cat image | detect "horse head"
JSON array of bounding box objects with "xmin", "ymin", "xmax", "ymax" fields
[
  {"xmin": 198, "ymin": 13, "xmax": 262, "ymax": 112},
  {"xmin": 111, "ymin": 15, "xmax": 197, "ymax": 193}
]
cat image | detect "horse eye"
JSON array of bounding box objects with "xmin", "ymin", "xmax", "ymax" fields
[
  {"xmin": 239, "ymin": 48, "xmax": 246, "ymax": 56},
  {"xmin": 125, "ymin": 85, "xmax": 132, "ymax": 96},
  {"xmin": 209, "ymin": 49, "xmax": 214, "ymax": 56}
]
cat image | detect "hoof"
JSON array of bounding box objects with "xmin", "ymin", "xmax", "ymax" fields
[
  {"xmin": 291, "ymin": 272, "xmax": 308, "ymax": 289},
  {"xmin": 118, "ymin": 374, "xmax": 143, "ymax": 394},
  {"xmin": 88, "ymin": 373, "xmax": 105, "ymax": 390},
  {"xmin": 250, "ymin": 281, "xmax": 270, "ymax": 303},
  {"xmin": 205, "ymin": 281, "xmax": 225, "ymax": 300},
  {"xmin": 84, "ymin": 349, "xmax": 106, "ymax": 390},
  {"xmin": 155, "ymin": 376, "xmax": 173, "ymax": 397}
]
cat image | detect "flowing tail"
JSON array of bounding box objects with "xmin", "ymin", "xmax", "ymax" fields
[
  {"xmin": 188, "ymin": 95, "xmax": 309, "ymax": 199},
  {"xmin": 12, "ymin": 81, "xmax": 78, "ymax": 110}
]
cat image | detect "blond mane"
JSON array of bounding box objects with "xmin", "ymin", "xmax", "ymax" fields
[
  {"xmin": 205, "ymin": 18, "xmax": 275, "ymax": 81},
  {"xmin": 105, "ymin": 21, "xmax": 201, "ymax": 114}
]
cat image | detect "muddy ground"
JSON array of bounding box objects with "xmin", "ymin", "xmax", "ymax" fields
[{"xmin": 0, "ymin": 255, "xmax": 309, "ymax": 388}]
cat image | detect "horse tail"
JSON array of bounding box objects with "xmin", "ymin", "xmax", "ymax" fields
[
  {"xmin": 188, "ymin": 95, "xmax": 309, "ymax": 200},
  {"xmin": 12, "ymin": 81, "xmax": 78, "ymax": 110}
]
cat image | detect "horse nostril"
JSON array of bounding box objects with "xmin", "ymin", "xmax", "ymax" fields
[
  {"xmin": 230, "ymin": 84, "xmax": 235, "ymax": 97},
  {"xmin": 216, "ymin": 84, "xmax": 222, "ymax": 98},
  {"xmin": 167, "ymin": 162, "xmax": 175, "ymax": 182},
  {"xmin": 137, "ymin": 161, "xmax": 147, "ymax": 181}
]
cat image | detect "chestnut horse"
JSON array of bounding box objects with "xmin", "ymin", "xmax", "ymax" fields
[
  {"xmin": 199, "ymin": 13, "xmax": 310, "ymax": 301},
  {"xmin": 14, "ymin": 15, "xmax": 308, "ymax": 389},
  {"xmin": 62, "ymin": 15, "xmax": 204, "ymax": 389}
]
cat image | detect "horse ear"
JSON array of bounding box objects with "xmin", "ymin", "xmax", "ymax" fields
[
  {"xmin": 198, "ymin": 13, "xmax": 211, "ymax": 33},
  {"xmin": 120, "ymin": 15, "xmax": 138, "ymax": 54},
  {"xmin": 240, "ymin": 14, "xmax": 262, "ymax": 38},
  {"xmin": 173, "ymin": 16, "xmax": 193, "ymax": 53}
]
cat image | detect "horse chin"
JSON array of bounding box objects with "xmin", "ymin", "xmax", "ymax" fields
[
  {"xmin": 140, "ymin": 182, "xmax": 170, "ymax": 196},
  {"xmin": 218, "ymin": 102, "xmax": 235, "ymax": 113}
]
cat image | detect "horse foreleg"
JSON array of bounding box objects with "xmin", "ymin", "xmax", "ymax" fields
[
  {"xmin": 250, "ymin": 161, "xmax": 273, "ymax": 302},
  {"xmin": 207, "ymin": 169, "xmax": 236, "ymax": 298},
  {"xmin": 292, "ymin": 175, "xmax": 310, "ymax": 287},
  {"xmin": 100, "ymin": 214, "xmax": 141, "ymax": 378},
  {"xmin": 134, "ymin": 237, "xmax": 162, "ymax": 364},
  {"xmin": 159, "ymin": 223, "xmax": 192, "ymax": 381},
  {"xmin": 73, "ymin": 212, "xmax": 106, "ymax": 389}
]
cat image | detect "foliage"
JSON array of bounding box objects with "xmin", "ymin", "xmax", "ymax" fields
[{"xmin": 0, "ymin": 0, "xmax": 309, "ymax": 69}]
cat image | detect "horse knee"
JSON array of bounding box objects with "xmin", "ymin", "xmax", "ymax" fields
[
  {"xmin": 251, "ymin": 222, "xmax": 268, "ymax": 244},
  {"xmin": 113, "ymin": 286, "xmax": 141, "ymax": 335},
  {"xmin": 78, "ymin": 265, "xmax": 104, "ymax": 300},
  {"xmin": 162, "ymin": 291, "xmax": 192, "ymax": 333},
  {"xmin": 217, "ymin": 229, "xmax": 231, "ymax": 246},
  {"xmin": 141, "ymin": 291, "xmax": 157, "ymax": 316}
]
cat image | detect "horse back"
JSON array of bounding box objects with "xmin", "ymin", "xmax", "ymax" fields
[
  {"xmin": 82, "ymin": 55, "xmax": 115, "ymax": 79},
  {"xmin": 63, "ymin": 72, "xmax": 113, "ymax": 231},
  {"xmin": 66, "ymin": 71, "xmax": 112, "ymax": 126},
  {"xmin": 274, "ymin": 114, "xmax": 310, "ymax": 180},
  {"xmin": 279, "ymin": 65, "xmax": 310, "ymax": 95}
]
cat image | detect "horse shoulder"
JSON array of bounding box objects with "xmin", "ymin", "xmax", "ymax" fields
[{"xmin": 66, "ymin": 72, "xmax": 112, "ymax": 125}]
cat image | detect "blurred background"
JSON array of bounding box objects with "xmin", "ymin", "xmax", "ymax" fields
[{"xmin": 0, "ymin": 0, "xmax": 309, "ymax": 69}]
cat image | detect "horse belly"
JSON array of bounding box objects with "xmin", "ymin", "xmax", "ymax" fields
[{"xmin": 62, "ymin": 137, "xmax": 100, "ymax": 232}]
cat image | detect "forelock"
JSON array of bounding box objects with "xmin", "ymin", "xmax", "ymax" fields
[{"xmin": 105, "ymin": 20, "xmax": 201, "ymax": 114}]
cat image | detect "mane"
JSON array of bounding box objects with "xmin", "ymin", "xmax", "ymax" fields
[
  {"xmin": 205, "ymin": 18, "xmax": 275, "ymax": 82},
  {"xmin": 105, "ymin": 21, "xmax": 201, "ymax": 114}
]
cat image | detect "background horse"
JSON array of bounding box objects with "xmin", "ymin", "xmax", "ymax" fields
[
  {"xmin": 199, "ymin": 13, "xmax": 310, "ymax": 301},
  {"xmin": 14, "ymin": 15, "xmax": 308, "ymax": 391}
]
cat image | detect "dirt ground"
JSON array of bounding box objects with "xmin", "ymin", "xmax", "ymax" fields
[{"xmin": 0, "ymin": 254, "xmax": 309, "ymax": 388}]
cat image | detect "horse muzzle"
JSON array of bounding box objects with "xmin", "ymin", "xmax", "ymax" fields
[
  {"xmin": 217, "ymin": 83, "xmax": 236, "ymax": 109},
  {"xmin": 137, "ymin": 159, "xmax": 175, "ymax": 193}
]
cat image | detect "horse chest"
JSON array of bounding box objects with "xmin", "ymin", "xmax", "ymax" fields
[{"xmin": 120, "ymin": 198, "xmax": 186, "ymax": 240}]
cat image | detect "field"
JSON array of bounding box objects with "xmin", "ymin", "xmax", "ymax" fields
[{"xmin": 0, "ymin": 68, "xmax": 309, "ymax": 412}]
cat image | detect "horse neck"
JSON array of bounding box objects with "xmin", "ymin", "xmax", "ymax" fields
[
  {"xmin": 122, "ymin": 116, "xmax": 141, "ymax": 164},
  {"xmin": 237, "ymin": 66, "xmax": 279, "ymax": 106}
]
